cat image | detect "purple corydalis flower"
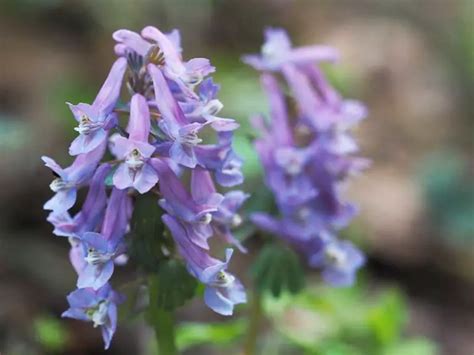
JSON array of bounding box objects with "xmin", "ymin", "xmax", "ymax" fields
[
  {"xmin": 195, "ymin": 132, "xmax": 244, "ymax": 187},
  {"xmin": 243, "ymin": 27, "xmax": 338, "ymax": 72},
  {"xmin": 45, "ymin": 25, "xmax": 247, "ymax": 346},
  {"xmin": 152, "ymin": 159, "xmax": 218, "ymax": 249},
  {"xmin": 283, "ymin": 64, "xmax": 367, "ymax": 134},
  {"xmin": 47, "ymin": 163, "xmax": 110, "ymax": 238},
  {"xmin": 247, "ymin": 28, "xmax": 367, "ymax": 288},
  {"xmin": 114, "ymin": 26, "xmax": 242, "ymax": 175},
  {"xmin": 141, "ymin": 26, "xmax": 214, "ymax": 89},
  {"xmin": 77, "ymin": 188, "xmax": 130, "ymax": 290},
  {"xmin": 309, "ymin": 237, "xmax": 365, "ymax": 287},
  {"xmin": 68, "ymin": 58, "xmax": 127, "ymax": 156},
  {"xmin": 43, "ymin": 140, "xmax": 106, "ymax": 213},
  {"xmin": 184, "ymin": 78, "xmax": 239, "ymax": 132},
  {"xmin": 149, "ymin": 64, "xmax": 208, "ymax": 168},
  {"xmin": 77, "ymin": 231, "xmax": 123, "ymax": 290},
  {"xmin": 191, "ymin": 167, "xmax": 249, "ymax": 252},
  {"xmin": 62, "ymin": 284, "xmax": 121, "ymax": 349},
  {"xmin": 112, "ymin": 94, "xmax": 158, "ymax": 193},
  {"xmin": 113, "ymin": 26, "xmax": 213, "ymax": 98},
  {"xmin": 162, "ymin": 214, "xmax": 246, "ymax": 316}
]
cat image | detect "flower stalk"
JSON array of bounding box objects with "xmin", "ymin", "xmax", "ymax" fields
[
  {"xmin": 243, "ymin": 289, "xmax": 263, "ymax": 355},
  {"xmin": 148, "ymin": 276, "xmax": 177, "ymax": 355}
]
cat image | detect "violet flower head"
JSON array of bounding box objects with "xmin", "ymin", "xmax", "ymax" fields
[
  {"xmin": 112, "ymin": 26, "xmax": 242, "ymax": 178},
  {"xmin": 246, "ymin": 28, "xmax": 367, "ymax": 287},
  {"xmin": 44, "ymin": 25, "xmax": 247, "ymax": 348}
]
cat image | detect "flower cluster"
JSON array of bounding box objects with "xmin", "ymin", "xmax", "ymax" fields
[
  {"xmin": 43, "ymin": 25, "xmax": 246, "ymax": 349},
  {"xmin": 245, "ymin": 28, "xmax": 368, "ymax": 287}
]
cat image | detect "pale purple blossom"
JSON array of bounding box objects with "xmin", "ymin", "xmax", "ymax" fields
[
  {"xmin": 242, "ymin": 27, "xmax": 338, "ymax": 71},
  {"xmin": 43, "ymin": 140, "xmax": 106, "ymax": 213},
  {"xmin": 62, "ymin": 284, "xmax": 121, "ymax": 349},
  {"xmin": 112, "ymin": 94, "xmax": 158, "ymax": 193},
  {"xmin": 191, "ymin": 167, "xmax": 249, "ymax": 252},
  {"xmin": 45, "ymin": 25, "xmax": 247, "ymax": 347},
  {"xmin": 162, "ymin": 215, "xmax": 246, "ymax": 315},
  {"xmin": 47, "ymin": 163, "xmax": 110, "ymax": 238},
  {"xmin": 246, "ymin": 28, "xmax": 366, "ymax": 287},
  {"xmin": 309, "ymin": 236, "xmax": 365, "ymax": 287},
  {"xmin": 68, "ymin": 58, "xmax": 127, "ymax": 156},
  {"xmin": 76, "ymin": 188, "xmax": 130, "ymax": 290}
]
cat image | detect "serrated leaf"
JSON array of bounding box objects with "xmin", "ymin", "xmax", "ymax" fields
[
  {"xmin": 128, "ymin": 195, "xmax": 168, "ymax": 272},
  {"xmin": 251, "ymin": 244, "xmax": 305, "ymax": 297},
  {"xmin": 149, "ymin": 259, "xmax": 197, "ymax": 311}
]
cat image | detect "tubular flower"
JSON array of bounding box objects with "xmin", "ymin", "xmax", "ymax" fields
[
  {"xmin": 43, "ymin": 25, "xmax": 246, "ymax": 348},
  {"xmin": 68, "ymin": 58, "xmax": 127, "ymax": 156},
  {"xmin": 245, "ymin": 28, "xmax": 368, "ymax": 287},
  {"xmin": 162, "ymin": 215, "xmax": 246, "ymax": 316},
  {"xmin": 242, "ymin": 27, "xmax": 338, "ymax": 72},
  {"xmin": 62, "ymin": 284, "xmax": 121, "ymax": 350}
]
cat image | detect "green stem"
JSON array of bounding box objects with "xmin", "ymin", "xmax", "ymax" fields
[
  {"xmin": 243, "ymin": 289, "xmax": 263, "ymax": 355},
  {"xmin": 148, "ymin": 276, "xmax": 177, "ymax": 355},
  {"xmin": 152, "ymin": 308, "xmax": 177, "ymax": 355}
]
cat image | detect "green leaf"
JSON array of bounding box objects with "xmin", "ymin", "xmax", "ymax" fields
[
  {"xmin": 146, "ymin": 285, "xmax": 178, "ymax": 355},
  {"xmin": 149, "ymin": 259, "xmax": 198, "ymax": 311},
  {"xmin": 176, "ymin": 320, "xmax": 246, "ymax": 351},
  {"xmin": 251, "ymin": 244, "xmax": 305, "ymax": 297},
  {"xmin": 128, "ymin": 195, "xmax": 168, "ymax": 272}
]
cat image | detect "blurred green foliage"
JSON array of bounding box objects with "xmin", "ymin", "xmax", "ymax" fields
[
  {"xmin": 177, "ymin": 320, "xmax": 246, "ymax": 351},
  {"xmin": 33, "ymin": 314, "xmax": 69, "ymax": 352},
  {"xmin": 251, "ymin": 244, "xmax": 305, "ymax": 297},
  {"xmin": 265, "ymin": 285, "xmax": 437, "ymax": 355},
  {"xmin": 0, "ymin": 118, "xmax": 30, "ymax": 151},
  {"xmin": 171, "ymin": 283, "xmax": 437, "ymax": 354},
  {"xmin": 419, "ymin": 151, "xmax": 474, "ymax": 243},
  {"xmin": 47, "ymin": 76, "xmax": 96, "ymax": 141}
]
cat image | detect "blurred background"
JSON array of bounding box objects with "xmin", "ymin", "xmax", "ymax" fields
[{"xmin": 0, "ymin": 0, "xmax": 473, "ymax": 354}]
